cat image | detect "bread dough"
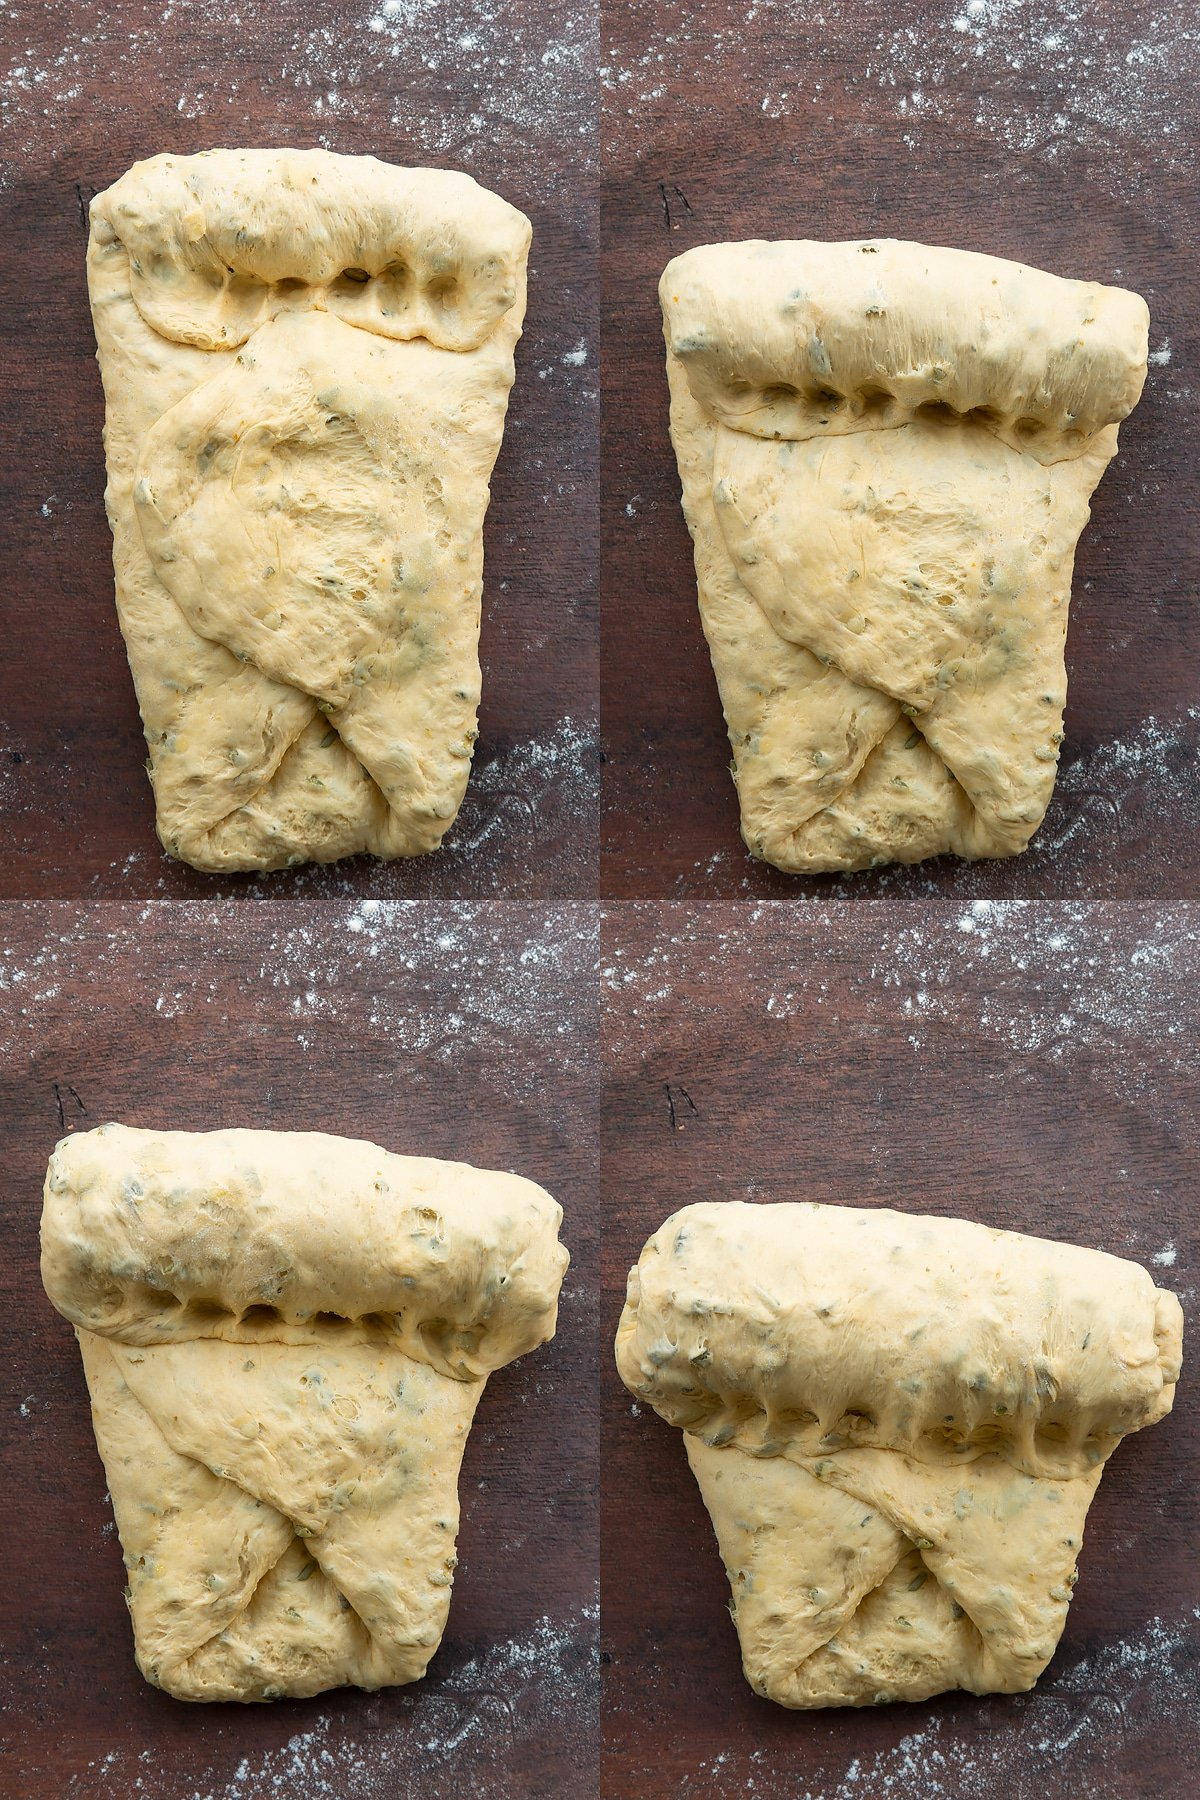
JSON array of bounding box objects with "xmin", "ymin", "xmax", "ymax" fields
[
  {"xmin": 41, "ymin": 1124, "xmax": 567, "ymax": 1702},
  {"xmin": 88, "ymin": 149, "xmax": 531, "ymax": 872},
  {"xmin": 616, "ymin": 1202, "xmax": 1181, "ymax": 1707},
  {"xmin": 661, "ymin": 239, "xmax": 1149, "ymax": 872}
]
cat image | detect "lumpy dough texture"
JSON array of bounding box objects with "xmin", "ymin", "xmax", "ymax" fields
[
  {"xmin": 88, "ymin": 149, "xmax": 531, "ymax": 872},
  {"xmin": 616, "ymin": 1201, "xmax": 1182, "ymax": 1708},
  {"xmin": 661, "ymin": 238, "xmax": 1149, "ymax": 873},
  {"xmin": 41, "ymin": 1124, "xmax": 568, "ymax": 1702}
]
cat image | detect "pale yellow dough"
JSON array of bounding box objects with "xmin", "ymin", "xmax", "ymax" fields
[
  {"xmin": 616, "ymin": 1202, "xmax": 1181, "ymax": 1707},
  {"xmin": 41, "ymin": 1124, "xmax": 567, "ymax": 1703},
  {"xmin": 88, "ymin": 149, "xmax": 531, "ymax": 872},
  {"xmin": 661, "ymin": 239, "xmax": 1150, "ymax": 872}
]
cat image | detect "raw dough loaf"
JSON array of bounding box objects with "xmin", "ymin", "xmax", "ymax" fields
[
  {"xmin": 661, "ymin": 239, "xmax": 1149, "ymax": 872},
  {"xmin": 616, "ymin": 1201, "xmax": 1181, "ymax": 1707},
  {"xmin": 88, "ymin": 149, "xmax": 531, "ymax": 871},
  {"xmin": 41, "ymin": 1123, "xmax": 567, "ymax": 1702}
]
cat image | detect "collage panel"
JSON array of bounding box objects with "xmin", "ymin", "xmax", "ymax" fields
[
  {"xmin": 3, "ymin": 0, "xmax": 597, "ymax": 903},
  {"xmin": 602, "ymin": 0, "xmax": 1200, "ymax": 899},
  {"xmin": 601, "ymin": 900, "xmax": 1198, "ymax": 1798},
  {"xmin": 0, "ymin": 0, "xmax": 1198, "ymax": 1796},
  {"xmin": 0, "ymin": 898, "xmax": 598, "ymax": 1799}
]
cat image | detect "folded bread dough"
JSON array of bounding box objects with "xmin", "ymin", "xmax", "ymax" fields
[
  {"xmin": 88, "ymin": 148, "xmax": 531, "ymax": 871},
  {"xmin": 661, "ymin": 239, "xmax": 1150, "ymax": 872},
  {"xmin": 616, "ymin": 1201, "xmax": 1182, "ymax": 1707},
  {"xmin": 41, "ymin": 1123, "xmax": 568, "ymax": 1702}
]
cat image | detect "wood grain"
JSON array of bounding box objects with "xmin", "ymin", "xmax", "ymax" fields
[
  {"xmin": 0, "ymin": 900, "xmax": 598, "ymax": 1800},
  {"xmin": 601, "ymin": 900, "xmax": 1200, "ymax": 1800},
  {"xmin": 601, "ymin": 0, "xmax": 1200, "ymax": 899},
  {"xmin": 0, "ymin": 0, "xmax": 597, "ymax": 901}
]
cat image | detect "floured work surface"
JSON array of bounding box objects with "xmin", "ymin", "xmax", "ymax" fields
[
  {"xmin": 88, "ymin": 148, "xmax": 531, "ymax": 873},
  {"xmin": 41, "ymin": 1122, "xmax": 567, "ymax": 1702},
  {"xmin": 2, "ymin": 898, "xmax": 597, "ymax": 1794},
  {"xmin": 662, "ymin": 238, "xmax": 1148, "ymax": 874}
]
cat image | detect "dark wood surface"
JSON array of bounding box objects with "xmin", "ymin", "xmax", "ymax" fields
[
  {"xmin": 601, "ymin": 0, "xmax": 1200, "ymax": 899},
  {"xmin": 0, "ymin": 900, "xmax": 598, "ymax": 1800},
  {"xmin": 0, "ymin": 0, "xmax": 597, "ymax": 901},
  {"xmin": 4, "ymin": 3, "xmax": 1200, "ymax": 1799},
  {"xmin": 601, "ymin": 901, "xmax": 1200, "ymax": 1800}
]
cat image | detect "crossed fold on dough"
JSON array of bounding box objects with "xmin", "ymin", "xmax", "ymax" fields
[
  {"xmin": 41, "ymin": 1124, "xmax": 567, "ymax": 1702},
  {"xmin": 616, "ymin": 1201, "xmax": 1181, "ymax": 1707},
  {"xmin": 661, "ymin": 239, "xmax": 1150, "ymax": 872},
  {"xmin": 88, "ymin": 148, "xmax": 531, "ymax": 872}
]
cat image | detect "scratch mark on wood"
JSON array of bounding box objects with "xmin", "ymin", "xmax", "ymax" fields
[
  {"xmin": 665, "ymin": 1083, "xmax": 699, "ymax": 1132},
  {"xmin": 74, "ymin": 183, "xmax": 96, "ymax": 233},
  {"xmin": 658, "ymin": 182, "xmax": 692, "ymax": 231},
  {"xmin": 53, "ymin": 1082, "xmax": 88, "ymax": 1132}
]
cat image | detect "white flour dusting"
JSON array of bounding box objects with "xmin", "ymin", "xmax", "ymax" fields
[
  {"xmin": 0, "ymin": 900, "xmax": 599, "ymax": 1118},
  {"xmin": 603, "ymin": 899, "xmax": 1200, "ymax": 1135},
  {"xmin": 1023, "ymin": 708, "xmax": 1200, "ymax": 881},
  {"xmin": 1, "ymin": 0, "xmax": 595, "ymax": 199},
  {"xmin": 675, "ymin": 705, "xmax": 1200, "ymax": 896},
  {"xmin": 439, "ymin": 716, "xmax": 599, "ymax": 872},
  {"xmin": 823, "ymin": 1611, "xmax": 1200, "ymax": 1800},
  {"xmin": 603, "ymin": 1, "xmax": 1198, "ymax": 215},
  {"xmin": 649, "ymin": 1611, "xmax": 1199, "ymax": 1798},
  {"xmin": 29, "ymin": 714, "xmax": 598, "ymax": 897},
  {"xmin": 61, "ymin": 1601, "xmax": 597, "ymax": 1800}
]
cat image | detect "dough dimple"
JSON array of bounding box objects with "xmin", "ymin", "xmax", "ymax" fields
[
  {"xmin": 661, "ymin": 237, "xmax": 1149, "ymax": 874},
  {"xmin": 616, "ymin": 1201, "xmax": 1181, "ymax": 1708},
  {"xmin": 42, "ymin": 1124, "xmax": 568, "ymax": 1703},
  {"xmin": 89, "ymin": 148, "xmax": 531, "ymax": 873}
]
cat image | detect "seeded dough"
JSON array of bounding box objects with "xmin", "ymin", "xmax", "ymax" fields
[
  {"xmin": 41, "ymin": 1124, "xmax": 567, "ymax": 1702},
  {"xmin": 616, "ymin": 1202, "xmax": 1181, "ymax": 1707},
  {"xmin": 88, "ymin": 148, "xmax": 530, "ymax": 872},
  {"xmin": 661, "ymin": 239, "xmax": 1149, "ymax": 872}
]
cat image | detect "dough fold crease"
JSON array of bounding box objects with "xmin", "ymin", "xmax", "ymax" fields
[
  {"xmin": 89, "ymin": 148, "xmax": 531, "ymax": 871},
  {"xmin": 661, "ymin": 238, "xmax": 1149, "ymax": 872},
  {"xmin": 43, "ymin": 1124, "xmax": 568, "ymax": 1702},
  {"xmin": 617, "ymin": 1201, "xmax": 1181, "ymax": 1707}
]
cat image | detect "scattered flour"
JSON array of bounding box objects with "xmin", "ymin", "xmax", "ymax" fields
[
  {"xmin": 603, "ymin": 898, "xmax": 1200, "ymax": 1136},
  {"xmin": 1, "ymin": 1, "xmax": 595, "ymax": 200},
  {"xmin": 819, "ymin": 1611, "xmax": 1200, "ymax": 1800},
  {"xmin": 0, "ymin": 899, "xmax": 599, "ymax": 1119},
  {"xmin": 603, "ymin": 1, "xmax": 1198, "ymax": 217},
  {"xmin": 680, "ymin": 705, "xmax": 1200, "ymax": 897},
  {"xmin": 62, "ymin": 1600, "xmax": 598, "ymax": 1800},
  {"xmin": 440, "ymin": 716, "xmax": 599, "ymax": 872},
  {"xmin": 637, "ymin": 1612, "xmax": 1199, "ymax": 1798},
  {"xmin": 20, "ymin": 714, "xmax": 598, "ymax": 898},
  {"xmin": 1023, "ymin": 708, "xmax": 1200, "ymax": 881}
]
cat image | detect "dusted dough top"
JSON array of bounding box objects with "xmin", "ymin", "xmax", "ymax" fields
[
  {"xmin": 661, "ymin": 238, "xmax": 1149, "ymax": 456},
  {"xmin": 91, "ymin": 147, "xmax": 532, "ymax": 353},
  {"xmin": 42, "ymin": 1124, "xmax": 567, "ymax": 1378},
  {"xmin": 616, "ymin": 1201, "xmax": 1181, "ymax": 1481}
]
